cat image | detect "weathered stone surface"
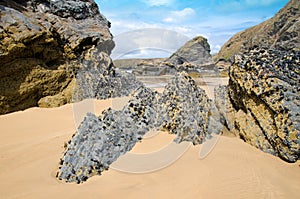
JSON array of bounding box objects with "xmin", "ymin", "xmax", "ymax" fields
[
  {"xmin": 113, "ymin": 36, "xmax": 215, "ymax": 76},
  {"xmin": 166, "ymin": 36, "xmax": 213, "ymax": 69},
  {"xmin": 0, "ymin": 0, "xmax": 139, "ymax": 114},
  {"xmin": 216, "ymin": 0, "xmax": 300, "ymax": 62},
  {"xmin": 215, "ymin": 47, "xmax": 300, "ymax": 162},
  {"xmin": 57, "ymin": 72, "xmax": 221, "ymax": 183},
  {"xmin": 157, "ymin": 72, "xmax": 215, "ymax": 144},
  {"xmin": 57, "ymin": 86, "xmax": 159, "ymax": 183},
  {"xmin": 71, "ymin": 46, "xmax": 142, "ymax": 101}
]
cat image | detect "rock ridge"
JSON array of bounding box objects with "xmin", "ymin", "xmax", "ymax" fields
[{"xmin": 57, "ymin": 72, "xmax": 221, "ymax": 183}]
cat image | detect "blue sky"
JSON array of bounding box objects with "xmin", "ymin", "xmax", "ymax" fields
[{"xmin": 95, "ymin": 0, "xmax": 289, "ymax": 58}]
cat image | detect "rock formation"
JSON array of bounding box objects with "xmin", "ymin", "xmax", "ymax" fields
[
  {"xmin": 113, "ymin": 58, "xmax": 166, "ymax": 70},
  {"xmin": 166, "ymin": 36, "xmax": 213, "ymax": 69},
  {"xmin": 216, "ymin": 0, "xmax": 300, "ymax": 72},
  {"xmin": 57, "ymin": 86, "xmax": 159, "ymax": 183},
  {"xmin": 215, "ymin": 47, "xmax": 300, "ymax": 162},
  {"xmin": 0, "ymin": 0, "xmax": 140, "ymax": 114},
  {"xmin": 112, "ymin": 36, "xmax": 215, "ymax": 76},
  {"xmin": 157, "ymin": 73, "xmax": 214, "ymax": 144},
  {"xmin": 57, "ymin": 72, "xmax": 221, "ymax": 183}
]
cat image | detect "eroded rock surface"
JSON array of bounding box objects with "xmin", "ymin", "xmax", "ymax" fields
[
  {"xmin": 57, "ymin": 86, "xmax": 159, "ymax": 183},
  {"xmin": 0, "ymin": 0, "xmax": 140, "ymax": 114},
  {"xmin": 215, "ymin": 47, "xmax": 300, "ymax": 162},
  {"xmin": 216, "ymin": 0, "xmax": 300, "ymax": 73},
  {"xmin": 166, "ymin": 36, "xmax": 213, "ymax": 69},
  {"xmin": 157, "ymin": 73, "xmax": 214, "ymax": 144},
  {"xmin": 113, "ymin": 36, "xmax": 215, "ymax": 76},
  {"xmin": 57, "ymin": 72, "xmax": 220, "ymax": 183}
]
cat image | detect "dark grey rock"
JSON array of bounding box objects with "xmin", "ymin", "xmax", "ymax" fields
[
  {"xmin": 58, "ymin": 86, "xmax": 159, "ymax": 183},
  {"xmin": 166, "ymin": 36, "xmax": 214, "ymax": 70},
  {"xmin": 158, "ymin": 72, "xmax": 216, "ymax": 144},
  {"xmin": 57, "ymin": 72, "xmax": 221, "ymax": 183}
]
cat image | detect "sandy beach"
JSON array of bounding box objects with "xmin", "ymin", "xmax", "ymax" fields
[{"xmin": 0, "ymin": 98, "xmax": 299, "ymax": 199}]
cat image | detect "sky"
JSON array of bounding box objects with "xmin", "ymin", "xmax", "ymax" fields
[{"xmin": 95, "ymin": 0, "xmax": 289, "ymax": 58}]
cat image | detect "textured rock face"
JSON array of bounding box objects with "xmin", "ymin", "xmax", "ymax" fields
[
  {"xmin": 71, "ymin": 46, "xmax": 142, "ymax": 102},
  {"xmin": 113, "ymin": 36, "xmax": 214, "ymax": 76},
  {"xmin": 167, "ymin": 36, "xmax": 213, "ymax": 68},
  {"xmin": 57, "ymin": 86, "xmax": 159, "ymax": 183},
  {"xmin": 157, "ymin": 73, "xmax": 213, "ymax": 144},
  {"xmin": 215, "ymin": 47, "xmax": 300, "ymax": 162},
  {"xmin": 57, "ymin": 72, "xmax": 220, "ymax": 183},
  {"xmin": 0, "ymin": 0, "xmax": 139, "ymax": 114},
  {"xmin": 217, "ymin": 0, "xmax": 300, "ymax": 62}
]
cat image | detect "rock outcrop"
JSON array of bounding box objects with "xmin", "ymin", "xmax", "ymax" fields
[
  {"xmin": 113, "ymin": 58, "xmax": 166, "ymax": 70},
  {"xmin": 157, "ymin": 73, "xmax": 214, "ymax": 144},
  {"xmin": 0, "ymin": 0, "xmax": 140, "ymax": 114},
  {"xmin": 166, "ymin": 36, "xmax": 213, "ymax": 69},
  {"xmin": 215, "ymin": 47, "xmax": 300, "ymax": 162},
  {"xmin": 216, "ymin": 0, "xmax": 300, "ymax": 71},
  {"xmin": 57, "ymin": 86, "xmax": 159, "ymax": 183},
  {"xmin": 57, "ymin": 72, "xmax": 221, "ymax": 183},
  {"xmin": 113, "ymin": 36, "xmax": 215, "ymax": 76}
]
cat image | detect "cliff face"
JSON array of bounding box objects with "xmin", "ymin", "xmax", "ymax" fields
[
  {"xmin": 217, "ymin": 0, "xmax": 300, "ymax": 61},
  {"xmin": 0, "ymin": 0, "xmax": 117, "ymax": 114}
]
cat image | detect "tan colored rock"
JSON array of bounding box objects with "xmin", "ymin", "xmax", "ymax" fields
[
  {"xmin": 215, "ymin": 48, "xmax": 300, "ymax": 162},
  {"xmin": 217, "ymin": 0, "xmax": 300, "ymax": 61},
  {"xmin": 0, "ymin": 0, "xmax": 114, "ymax": 114}
]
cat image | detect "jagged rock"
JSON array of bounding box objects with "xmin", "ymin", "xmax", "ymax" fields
[
  {"xmin": 57, "ymin": 86, "xmax": 159, "ymax": 183},
  {"xmin": 113, "ymin": 36, "xmax": 215, "ymax": 76},
  {"xmin": 215, "ymin": 47, "xmax": 300, "ymax": 162},
  {"xmin": 158, "ymin": 72, "xmax": 214, "ymax": 144},
  {"xmin": 214, "ymin": 85, "xmax": 237, "ymax": 133},
  {"xmin": 71, "ymin": 47, "xmax": 142, "ymax": 101},
  {"xmin": 216, "ymin": 0, "xmax": 300, "ymax": 62},
  {"xmin": 166, "ymin": 36, "xmax": 214, "ymax": 70},
  {"xmin": 57, "ymin": 72, "xmax": 220, "ymax": 183},
  {"xmin": 0, "ymin": 0, "xmax": 139, "ymax": 114}
]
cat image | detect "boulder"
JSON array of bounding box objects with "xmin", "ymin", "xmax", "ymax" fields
[
  {"xmin": 215, "ymin": 47, "xmax": 300, "ymax": 162},
  {"xmin": 166, "ymin": 36, "xmax": 213, "ymax": 70},
  {"xmin": 0, "ymin": 0, "xmax": 140, "ymax": 114}
]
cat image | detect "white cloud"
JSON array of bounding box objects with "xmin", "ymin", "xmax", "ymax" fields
[
  {"xmin": 163, "ymin": 8, "xmax": 196, "ymax": 23},
  {"xmin": 172, "ymin": 8, "xmax": 196, "ymax": 17},
  {"xmin": 211, "ymin": 44, "xmax": 221, "ymax": 54},
  {"xmin": 163, "ymin": 17, "xmax": 174, "ymax": 23},
  {"xmin": 142, "ymin": 0, "xmax": 175, "ymax": 6},
  {"xmin": 111, "ymin": 27, "xmax": 191, "ymax": 59}
]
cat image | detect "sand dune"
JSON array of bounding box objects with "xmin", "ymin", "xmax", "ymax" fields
[{"xmin": 0, "ymin": 99, "xmax": 299, "ymax": 199}]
